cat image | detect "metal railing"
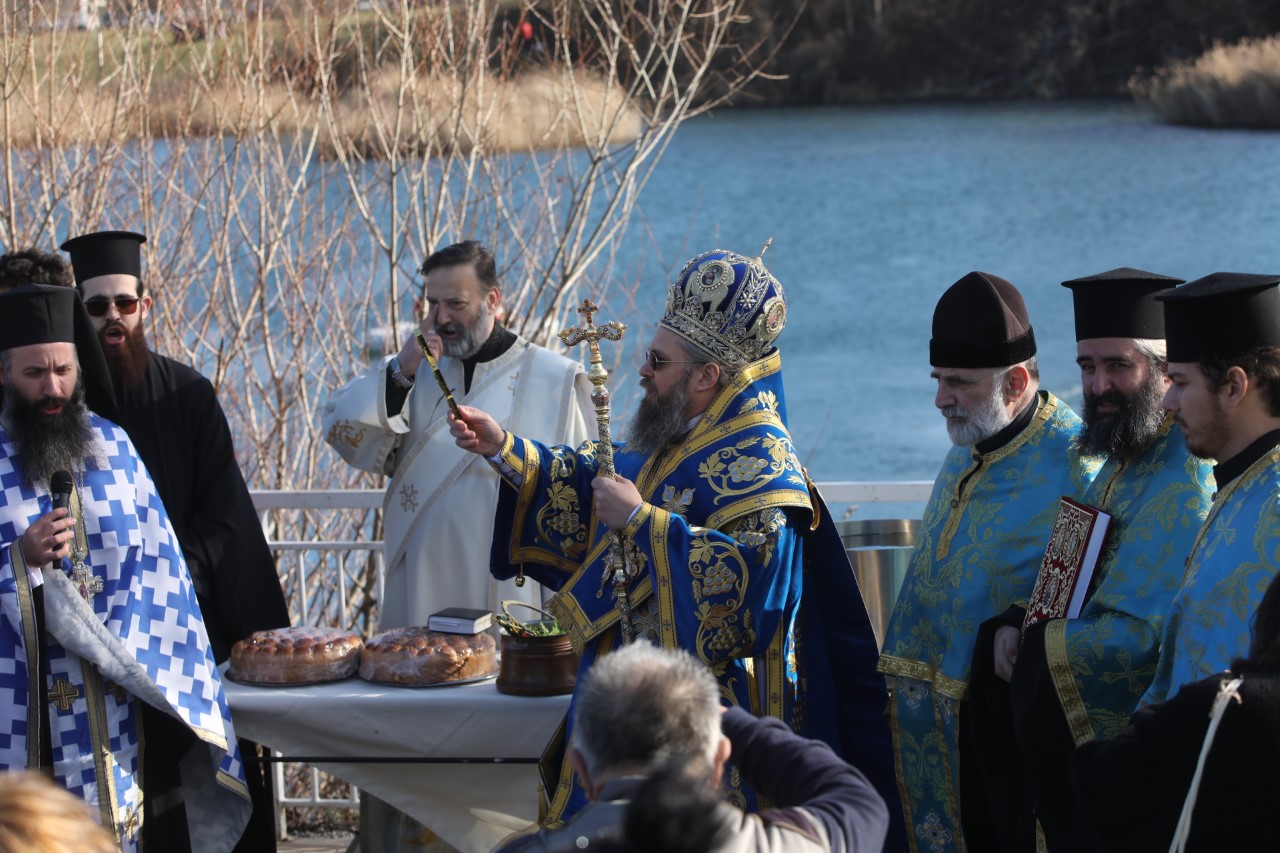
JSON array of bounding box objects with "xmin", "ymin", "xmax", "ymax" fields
[{"xmin": 247, "ymin": 481, "xmax": 933, "ymax": 831}]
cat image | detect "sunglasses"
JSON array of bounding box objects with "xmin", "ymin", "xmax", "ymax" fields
[
  {"xmin": 644, "ymin": 349, "xmax": 703, "ymax": 371},
  {"xmin": 84, "ymin": 296, "xmax": 141, "ymax": 318}
]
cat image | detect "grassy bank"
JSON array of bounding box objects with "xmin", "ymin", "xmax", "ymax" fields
[{"xmin": 1, "ymin": 10, "xmax": 640, "ymax": 155}]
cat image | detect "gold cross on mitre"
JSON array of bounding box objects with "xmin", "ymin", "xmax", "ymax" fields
[
  {"xmin": 72, "ymin": 562, "xmax": 103, "ymax": 602},
  {"xmin": 754, "ymin": 237, "xmax": 773, "ymax": 264},
  {"xmin": 48, "ymin": 677, "xmax": 81, "ymax": 712}
]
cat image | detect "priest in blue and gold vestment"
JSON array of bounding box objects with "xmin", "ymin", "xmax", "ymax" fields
[
  {"xmin": 1140, "ymin": 272, "xmax": 1280, "ymax": 709},
  {"xmin": 962, "ymin": 269, "xmax": 1216, "ymax": 853},
  {"xmin": 450, "ymin": 248, "xmax": 901, "ymax": 847},
  {"xmin": 877, "ymin": 271, "xmax": 1099, "ymax": 853},
  {"xmin": 0, "ymin": 286, "xmax": 250, "ymax": 852}
]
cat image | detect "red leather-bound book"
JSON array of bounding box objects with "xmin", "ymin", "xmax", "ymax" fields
[{"xmin": 1022, "ymin": 496, "xmax": 1112, "ymax": 634}]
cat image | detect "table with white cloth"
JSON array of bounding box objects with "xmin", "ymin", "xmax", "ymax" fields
[{"xmin": 222, "ymin": 672, "xmax": 571, "ymax": 852}]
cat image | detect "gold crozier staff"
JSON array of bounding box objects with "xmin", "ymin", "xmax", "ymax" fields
[{"xmin": 558, "ymin": 300, "xmax": 644, "ymax": 643}]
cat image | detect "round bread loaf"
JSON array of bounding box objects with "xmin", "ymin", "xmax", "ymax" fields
[
  {"xmin": 360, "ymin": 627, "xmax": 497, "ymax": 685},
  {"xmin": 229, "ymin": 627, "xmax": 363, "ymax": 684}
]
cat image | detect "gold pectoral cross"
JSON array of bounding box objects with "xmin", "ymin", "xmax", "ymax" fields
[
  {"xmin": 72, "ymin": 562, "xmax": 103, "ymax": 603},
  {"xmin": 62, "ymin": 474, "xmax": 101, "ymax": 604}
]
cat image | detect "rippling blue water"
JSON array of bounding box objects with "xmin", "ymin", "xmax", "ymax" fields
[{"xmin": 612, "ymin": 99, "xmax": 1280, "ymax": 484}]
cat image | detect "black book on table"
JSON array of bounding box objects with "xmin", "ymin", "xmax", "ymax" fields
[{"xmin": 427, "ymin": 607, "xmax": 493, "ymax": 634}]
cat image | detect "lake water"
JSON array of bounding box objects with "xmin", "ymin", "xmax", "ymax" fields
[{"xmin": 608, "ymin": 99, "xmax": 1280, "ymax": 487}]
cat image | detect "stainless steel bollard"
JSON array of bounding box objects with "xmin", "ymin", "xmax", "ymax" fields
[{"xmin": 835, "ymin": 519, "xmax": 918, "ymax": 650}]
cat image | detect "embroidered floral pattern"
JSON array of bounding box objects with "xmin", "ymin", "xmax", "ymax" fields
[
  {"xmin": 727, "ymin": 455, "xmax": 768, "ymax": 482},
  {"xmin": 398, "ymin": 483, "xmax": 419, "ymax": 513},
  {"xmin": 737, "ymin": 390, "xmax": 780, "ymax": 415},
  {"xmin": 729, "ymin": 508, "xmax": 784, "ymax": 565},
  {"xmin": 660, "ymin": 485, "xmax": 695, "ymax": 516},
  {"xmin": 633, "ymin": 597, "xmax": 661, "ymax": 643},
  {"xmin": 326, "ymin": 420, "xmax": 366, "ymax": 450},
  {"xmin": 536, "ymin": 473, "xmax": 587, "ymax": 558},
  {"xmin": 915, "ymin": 812, "xmax": 953, "ymax": 853},
  {"xmin": 698, "ymin": 434, "xmax": 804, "ymax": 506},
  {"xmin": 689, "ymin": 533, "xmax": 755, "ymax": 660},
  {"xmin": 938, "ymin": 694, "xmax": 954, "ymax": 725},
  {"xmin": 899, "ymin": 676, "xmax": 927, "ymax": 710}
]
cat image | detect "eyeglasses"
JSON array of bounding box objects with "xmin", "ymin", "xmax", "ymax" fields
[
  {"xmin": 84, "ymin": 296, "xmax": 141, "ymax": 318},
  {"xmin": 645, "ymin": 349, "xmax": 703, "ymax": 371}
]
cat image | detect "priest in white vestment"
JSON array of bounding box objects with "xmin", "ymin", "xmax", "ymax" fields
[
  {"xmin": 323, "ymin": 241, "xmax": 594, "ymax": 626},
  {"xmin": 321, "ymin": 241, "xmax": 594, "ymax": 852}
]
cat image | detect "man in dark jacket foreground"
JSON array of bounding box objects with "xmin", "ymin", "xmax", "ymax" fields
[{"xmin": 493, "ymin": 641, "xmax": 889, "ymax": 853}]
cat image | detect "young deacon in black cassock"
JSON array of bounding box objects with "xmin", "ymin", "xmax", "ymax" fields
[{"xmin": 62, "ymin": 230, "xmax": 290, "ymax": 853}]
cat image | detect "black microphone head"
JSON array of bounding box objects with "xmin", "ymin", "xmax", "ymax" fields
[{"xmin": 51, "ymin": 470, "xmax": 74, "ymax": 512}]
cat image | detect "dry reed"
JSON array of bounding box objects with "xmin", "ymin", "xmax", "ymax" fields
[
  {"xmin": 1133, "ymin": 35, "xmax": 1280, "ymax": 128},
  {"xmin": 1, "ymin": 64, "xmax": 639, "ymax": 156}
]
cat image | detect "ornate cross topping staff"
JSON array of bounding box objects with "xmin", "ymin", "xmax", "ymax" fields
[
  {"xmin": 559, "ymin": 300, "xmax": 643, "ymax": 643},
  {"xmin": 559, "ymin": 300, "xmax": 626, "ymax": 476}
]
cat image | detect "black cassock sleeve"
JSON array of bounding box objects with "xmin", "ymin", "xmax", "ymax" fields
[
  {"xmin": 960, "ymin": 605, "xmax": 1034, "ymax": 853},
  {"xmin": 180, "ymin": 371, "xmax": 291, "ymax": 659},
  {"xmin": 1071, "ymin": 679, "xmax": 1215, "ymax": 853}
]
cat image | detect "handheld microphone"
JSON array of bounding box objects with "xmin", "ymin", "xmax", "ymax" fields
[{"xmin": 50, "ymin": 471, "xmax": 73, "ymax": 514}]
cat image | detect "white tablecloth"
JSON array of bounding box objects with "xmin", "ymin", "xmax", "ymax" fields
[{"xmin": 223, "ymin": 673, "xmax": 570, "ymax": 852}]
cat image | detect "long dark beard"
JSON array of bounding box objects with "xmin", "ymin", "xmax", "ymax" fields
[
  {"xmin": 1077, "ymin": 370, "xmax": 1168, "ymax": 459},
  {"xmin": 101, "ymin": 320, "xmax": 151, "ymax": 389},
  {"xmin": 625, "ymin": 369, "xmax": 694, "ymax": 456},
  {"xmin": 2, "ymin": 380, "xmax": 95, "ymax": 490}
]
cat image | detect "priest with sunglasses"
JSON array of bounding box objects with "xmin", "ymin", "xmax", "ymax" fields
[
  {"xmin": 450, "ymin": 248, "xmax": 903, "ymax": 849},
  {"xmin": 60, "ymin": 230, "xmax": 290, "ymax": 853}
]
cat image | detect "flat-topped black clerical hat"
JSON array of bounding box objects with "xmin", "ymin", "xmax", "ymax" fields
[
  {"xmin": 59, "ymin": 230, "xmax": 146, "ymax": 285},
  {"xmin": 1061, "ymin": 268, "xmax": 1184, "ymax": 341},
  {"xmin": 930, "ymin": 271, "xmax": 1036, "ymax": 368},
  {"xmin": 0, "ymin": 284, "xmax": 118, "ymax": 420},
  {"xmin": 1156, "ymin": 272, "xmax": 1280, "ymax": 362}
]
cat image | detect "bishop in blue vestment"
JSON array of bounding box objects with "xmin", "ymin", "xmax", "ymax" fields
[{"xmin": 451, "ymin": 248, "xmax": 901, "ymax": 847}]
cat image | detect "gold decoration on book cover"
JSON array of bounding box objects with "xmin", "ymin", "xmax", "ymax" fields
[{"xmin": 1023, "ymin": 496, "xmax": 1112, "ymax": 633}]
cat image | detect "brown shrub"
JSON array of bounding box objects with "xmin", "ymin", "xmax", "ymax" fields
[{"xmin": 1133, "ymin": 35, "xmax": 1280, "ymax": 128}]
